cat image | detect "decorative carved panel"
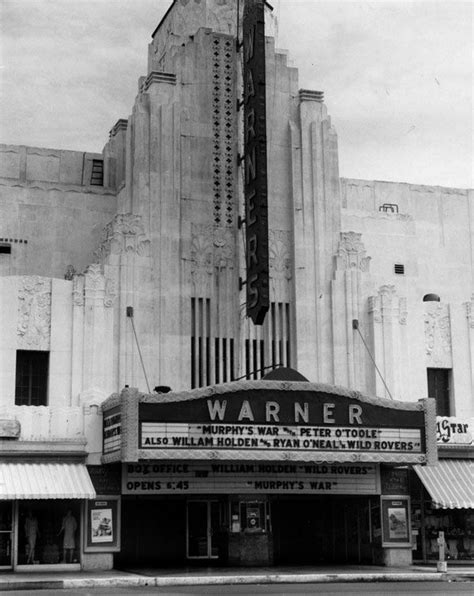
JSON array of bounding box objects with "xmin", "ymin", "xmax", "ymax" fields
[
  {"xmin": 368, "ymin": 285, "xmax": 407, "ymax": 325},
  {"xmin": 335, "ymin": 232, "xmax": 371, "ymax": 272},
  {"xmin": 190, "ymin": 224, "xmax": 235, "ymax": 288},
  {"xmin": 72, "ymin": 275, "xmax": 85, "ymax": 307},
  {"xmin": 269, "ymin": 230, "xmax": 292, "ymax": 281},
  {"xmin": 465, "ymin": 296, "xmax": 474, "ymax": 329},
  {"xmin": 72, "ymin": 266, "xmax": 116, "ymax": 308},
  {"xmin": 211, "ymin": 34, "xmax": 236, "ymax": 227},
  {"xmin": 95, "ymin": 213, "xmax": 150, "ymax": 261},
  {"xmin": 424, "ymin": 303, "xmax": 452, "ymax": 366},
  {"xmin": 17, "ymin": 276, "xmax": 51, "ymax": 350}
]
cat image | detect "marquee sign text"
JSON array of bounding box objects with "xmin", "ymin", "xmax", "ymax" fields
[
  {"xmin": 140, "ymin": 422, "xmax": 421, "ymax": 454},
  {"xmin": 103, "ymin": 407, "xmax": 121, "ymax": 454},
  {"xmin": 137, "ymin": 390, "xmax": 426, "ymax": 460},
  {"xmin": 123, "ymin": 462, "xmax": 379, "ymax": 495}
]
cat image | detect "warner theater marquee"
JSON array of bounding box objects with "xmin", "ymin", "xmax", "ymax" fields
[{"xmin": 101, "ymin": 382, "xmax": 437, "ymax": 466}]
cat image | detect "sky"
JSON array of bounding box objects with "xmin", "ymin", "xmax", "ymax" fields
[{"xmin": 0, "ymin": 0, "xmax": 472, "ymax": 188}]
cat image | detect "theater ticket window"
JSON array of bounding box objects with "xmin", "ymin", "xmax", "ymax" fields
[{"xmin": 231, "ymin": 501, "xmax": 269, "ymax": 533}]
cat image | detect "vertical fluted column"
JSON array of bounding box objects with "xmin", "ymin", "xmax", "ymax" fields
[{"xmin": 331, "ymin": 232, "xmax": 371, "ymax": 391}]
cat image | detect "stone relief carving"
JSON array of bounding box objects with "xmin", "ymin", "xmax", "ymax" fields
[
  {"xmin": 72, "ymin": 265, "xmax": 116, "ymax": 308},
  {"xmin": 64, "ymin": 265, "xmax": 76, "ymax": 281},
  {"xmin": 17, "ymin": 276, "xmax": 51, "ymax": 350},
  {"xmin": 269, "ymin": 230, "xmax": 292, "ymax": 281},
  {"xmin": 190, "ymin": 224, "xmax": 235, "ymax": 287},
  {"xmin": 72, "ymin": 275, "xmax": 85, "ymax": 306},
  {"xmin": 84, "ymin": 263, "xmax": 106, "ymax": 292},
  {"xmin": 152, "ymin": 0, "xmax": 237, "ymax": 63},
  {"xmin": 465, "ymin": 296, "xmax": 474, "ymax": 329},
  {"xmin": 368, "ymin": 285, "xmax": 407, "ymax": 325},
  {"xmin": 367, "ymin": 295, "xmax": 381, "ymax": 323},
  {"xmin": 95, "ymin": 213, "xmax": 150, "ymax": 262},
  {"xmin": 103, "ymin": 277, "xmax": 117, "ymax": 308},
  {"xmin": 335, "ymin": 232, "xmax": 371, "ymax": 272},
  {"xmin": 212, "ymin": 34, "xmax": 236, "ymax": 227},
  {"xmin": 424, "ymin": 303, "xmax": 452, "ymax": 365},
  {"xmin": 399, "ymin": 297, "xmax": 408, "ymax": 325}
]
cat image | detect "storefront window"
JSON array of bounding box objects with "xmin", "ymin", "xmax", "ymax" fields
[
  {"xmin": 0, "ymin": 502, "xmax": 13, "ymax": 567},
  {"xmin": 18, "ymin": 501, "xmax": 80, "ymax": 565},
  {"xmin": 424, "ymin": 508, "xmax": 474, "ymax": 561}
]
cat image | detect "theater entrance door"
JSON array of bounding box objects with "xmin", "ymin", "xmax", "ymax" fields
[{"xmin": 186, "ymin": 500, "xmax": 220, "ymax": 560}]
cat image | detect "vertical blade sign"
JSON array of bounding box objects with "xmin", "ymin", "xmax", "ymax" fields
[{"xmin": 243, "ymin": 0, "xmax": 269, "ymax": 325}]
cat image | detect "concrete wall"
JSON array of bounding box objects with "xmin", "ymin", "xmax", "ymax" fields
[
  {"xmin": 0, "ymin": 144, "xmax": 117, "ymax": 278},
  {"xmin": 340, "ymin": 179, "xmax": 474, "ymax": 415},
  {"xmin": 1, "ymin": 0, "xmax": 473, "ymax": 441},
  {"xmin": 0, "ymin": 274, "xmax": 116, "ymax": 410}
]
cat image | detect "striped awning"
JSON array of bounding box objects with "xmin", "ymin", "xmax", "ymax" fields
[
  {"xmin": 0, "ymin": 463, "xmax": 96, "ymax": 499},
  {"xmin": 414, "ymin": 460, "xmax": 474, "ymax": 509}
]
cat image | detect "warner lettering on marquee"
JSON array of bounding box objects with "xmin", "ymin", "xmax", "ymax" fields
[
  {"xmin": 242, "ymin": 0, "xmax": 269, "ymax": 325},
  {"xmin": 138, "ymin": 392, "xmax": 427, "ymax": 460}
]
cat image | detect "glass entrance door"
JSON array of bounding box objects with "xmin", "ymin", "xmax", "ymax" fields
[
  {"xmin": 186, "ymin": 501, "xmax": 219, "ymax": 559},
  {"xmin": 0, "ymin": 502, "xmax": 13, "ymax": 569}
]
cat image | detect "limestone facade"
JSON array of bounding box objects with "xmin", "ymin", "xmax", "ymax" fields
[{"xmin": 0, "ymin": 0, "xmax": 473, "ymax": 453}]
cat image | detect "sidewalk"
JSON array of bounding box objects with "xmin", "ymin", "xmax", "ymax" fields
[{"xmin": 0, "ymin": 564, "xmax": 473, "ymax": 591}]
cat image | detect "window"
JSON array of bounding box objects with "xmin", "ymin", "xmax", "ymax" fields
[
  {"xmin": 0, "ymin": 244, "xmax": 11, "ymax": 254},
  {"xmin": 229, "ymin": 500, "xmax": 270, "ymax": 533},
  {"xmin": 427, "ymin": 368, "xmax": 451, "ymax": 416},
  {"xmin": 19, "ymin": 501, "xmax": 80, "ymax": 565},
  {"xmin": 15, "ymin": 350, "xmax": 49, "ymax": 406},
  {"xmin": 90, "ymin": 160, "xmax": 104, "ymax": 186},
  {"xmin": 239, "ymin": 501, "xmax": 269, "ymax": 532}
]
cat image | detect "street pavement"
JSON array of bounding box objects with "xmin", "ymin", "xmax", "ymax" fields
[
  {"xmin": 2, "ymin": 582, "xmax": 474, "ymax": 596},
  {"xmin": 0, "ymin": 564, "xmax": 473, "ymax": 592}
]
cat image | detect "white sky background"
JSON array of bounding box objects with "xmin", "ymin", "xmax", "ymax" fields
[{"xmin": 0, "ymin": 0, "xmax": 472, "ymax": 188}]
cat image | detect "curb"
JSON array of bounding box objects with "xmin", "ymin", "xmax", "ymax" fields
[
  {"xmin": 62, "ymin": 572, "xmax": 454, "ymax": 589},
  {"xmin": 0, "ymin": 580, "xmax": 64, "ymax": 591},
  {"xmin": 3, "ymin": 571, "xmax": 474, "ymax": 591}
]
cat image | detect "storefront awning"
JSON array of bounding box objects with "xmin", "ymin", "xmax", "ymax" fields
[
  {"xmin": 414, "ymin": 460, "xmax": 474, "ymax": 509},
  {"xmin": 0, "ymin": 463, "xmax": 96, "ymax": 499}
]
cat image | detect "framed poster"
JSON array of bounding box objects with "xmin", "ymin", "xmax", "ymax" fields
[
  {"xmin": 84, "ymin": 496, "xmax": 121, "ymax": 552},
  {"xmin": 381, "ymin": 496, "xmax": 411, "ymax": 547}
]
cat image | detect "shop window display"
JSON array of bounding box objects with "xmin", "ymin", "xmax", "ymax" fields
[
  {"xmin": 424, "ymin": 509, "xmax": 474, "ymax": 561},
  {"xmin": 0, "ymin": 502, "xmax": 13, "ymax": 567},
  {"xmin": 18, "ymin": 502, "xmax": 80, "ymax": 565}
]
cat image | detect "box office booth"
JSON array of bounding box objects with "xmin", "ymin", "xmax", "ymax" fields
[{"xmin": 101, "ymin": 380, "xmax": 437, "ymax": 568}]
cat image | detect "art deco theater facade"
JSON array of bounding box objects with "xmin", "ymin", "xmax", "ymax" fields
[{"xmin": 0, "ymin": 0, "xmax": 472, "ymax": 572}]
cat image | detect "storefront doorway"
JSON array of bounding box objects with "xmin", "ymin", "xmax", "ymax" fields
[
  {"xmin": 119, "ymin": 495, "xmax": 375, "ymax": 568},
  {"xmin": 186, "ymin": 500, "xmax": 220, "ymax": 559},
  {"xmin": 272, "ymin": 496, "xmax": 372, "ymax": 564}
]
